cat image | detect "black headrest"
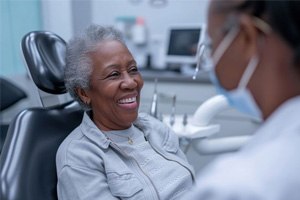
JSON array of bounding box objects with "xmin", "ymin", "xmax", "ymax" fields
[{"xmin": 21, "ymin": 31, "xmax": 67, "ymax": 94}]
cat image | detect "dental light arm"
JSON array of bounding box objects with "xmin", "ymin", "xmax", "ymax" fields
[
  {"xmin": 192, "ymin": 135, "xmax": 252, "ymax": 154},
  {"xmin": 185, "ymin": 95, "xmax": 252, "ymax": 155},
  {"xmin": 190, "ymin": 95, "xmax": 229, "ymax": 126},
  {"xmin": 183, "ymin": 95, "xmax": 228, "ymax": 138}
]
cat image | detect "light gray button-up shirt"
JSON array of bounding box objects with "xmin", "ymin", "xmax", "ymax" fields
[{"xmin": 56, "ymin": 112, "xmax": 195, "ymax": 200}]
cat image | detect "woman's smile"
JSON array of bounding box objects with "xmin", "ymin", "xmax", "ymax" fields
[{"xmin": 117, "ymin": 94, "xmax": 139, "ymax": 110}]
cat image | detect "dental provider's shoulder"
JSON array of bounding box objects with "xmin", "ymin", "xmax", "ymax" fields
[
  {"xmin": 184, "ymin": 155, "xmax": 270, "ymax": 200},
  {"xmin": 184, "ymin": 131, "xmax": 300, "ymax": 200}
]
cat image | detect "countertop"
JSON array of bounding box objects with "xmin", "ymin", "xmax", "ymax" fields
[{"xmin": 139, "ymin": 68, "xmax": 211, "ymax": 84}]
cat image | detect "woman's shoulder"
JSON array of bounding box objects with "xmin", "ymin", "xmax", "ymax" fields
[
  {"xmin": 57, "ymin": 126, "xmax": 84, "ymax": 157},
  {"xmin": 56, "ymin": 125, "xmax": 105, "ymax": 171}
]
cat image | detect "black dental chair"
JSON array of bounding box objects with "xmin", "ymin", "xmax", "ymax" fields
[
  {"xmin": 0, "ymin": 31, "xmax": 84, "ymax": 200},
  {"xmin": 0, "ymin": 77, "xmax": 27, "ymax": 154}
]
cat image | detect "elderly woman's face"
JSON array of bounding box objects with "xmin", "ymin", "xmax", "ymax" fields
[{"xmin": 85, "ymin": 40, "xmax": 144, "ymax": 131}]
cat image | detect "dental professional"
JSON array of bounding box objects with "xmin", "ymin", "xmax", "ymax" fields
[
  {"xmin": 56, "ymin": 25, "xmax": 194, "ymax": 200},
  {"xmin": 185, "ymin": 0, "xmax": 300, "ymax": 199}
]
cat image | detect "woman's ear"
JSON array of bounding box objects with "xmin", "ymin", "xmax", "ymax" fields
[
  {"xmin": 238, "ymin": 14, "xmax": 260, "ymax": 59},
  {"xmin": 76, "ymin": 88, "xmax": 91, "ymax": 105}
]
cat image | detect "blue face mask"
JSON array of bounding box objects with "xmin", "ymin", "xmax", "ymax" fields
[
  {"xmin": 206, "ymin": 27, "xmax": 263, "ymax": 120},
  {"xmin": 209, "ymin": 57, "xmax": 262, "ymax": 120}
]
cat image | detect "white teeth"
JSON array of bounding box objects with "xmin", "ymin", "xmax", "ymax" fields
[{"xmin": 119, "ymin": 97, "xmax": 136, "ymax": 104}]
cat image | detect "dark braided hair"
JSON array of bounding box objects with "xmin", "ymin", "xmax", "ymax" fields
[{"xmin": 236, "ymin": 0, "xmax": 300, "ymax": 66}]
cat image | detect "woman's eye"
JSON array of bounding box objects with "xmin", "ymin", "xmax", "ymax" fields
[
  {"xmin": 107, "ymin": 71, "xmax": 120, "ymax": 78},
  {"xmin": 129, "ymin": 66, "xmax": 139, "ymax": 74}
]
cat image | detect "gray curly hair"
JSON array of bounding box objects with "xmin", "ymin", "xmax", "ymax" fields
[{"xmin": 64, "ymin": 24, "xmax": 125, "ymax": 110}]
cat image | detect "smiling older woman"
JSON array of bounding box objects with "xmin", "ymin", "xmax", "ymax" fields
[{"xmin": 56, "ymin": 24, "xmax": 194, "ymax": 200}]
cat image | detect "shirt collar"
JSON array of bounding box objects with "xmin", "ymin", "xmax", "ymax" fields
[
  {"xmin": 79, "ymin": 112, "xmax": 111, "ymax": 149},
  {"xmin": 244, "ymin": 95, "xmax": 300, "ymax": 149},
  {"xmin": 79, "ymin": 112, "xmax": 149, "ymax": 149}
]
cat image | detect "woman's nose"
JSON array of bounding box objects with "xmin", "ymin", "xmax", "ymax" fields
[{"xmin": 120, "ymin": 73, "xmax": 137, "ymax": 90}]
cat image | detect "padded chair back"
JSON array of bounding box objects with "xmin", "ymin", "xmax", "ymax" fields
[
  {"xmin": 0, "ymin": 102, "xmax": 83, "ymax": 200},
  {"xmin": 0, "ymin": 31, "xmax": 83, "ymax": 200},
  {"xmin": 0, "ymin": 77, "xmax": 27, "ymax": 154}
]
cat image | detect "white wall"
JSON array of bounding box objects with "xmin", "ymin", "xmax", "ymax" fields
[
  {"xmin": 91, "ymin": 0, "xmax": 209, "ymax": 66},
  {"xmin": 40, "ymin": 0, "xmax": 210, "ymax": 43},
  {"xmin": 41, "ymin": 0, "xmax": 74, "ymax": 41},
  {"xmin": 91, "ymin": 0, "xmax": 209, "ymax": 35}
]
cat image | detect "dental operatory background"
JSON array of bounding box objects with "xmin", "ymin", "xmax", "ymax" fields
[{"xmin": 0, "ymin": 0, "xmax": 259, "ymax": 173}]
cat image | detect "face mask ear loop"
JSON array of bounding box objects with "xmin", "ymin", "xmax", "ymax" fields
[
  {"xmin": 212, "ymin": 27, "xmax": 240, "ymax": 67},
  {"xmin": 237, "ymin": 56, "xmax": 259, "ymax": 89},
  {"xmin": 235, "ymin": 17, "xmax": 270, "ymax": 89}
]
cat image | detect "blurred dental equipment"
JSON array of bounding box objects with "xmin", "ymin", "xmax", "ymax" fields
[
  {"xmin": 148, "ymin": 79, "xmax": 251, "ymax": 154},
  {"xmin": 170, "ymin": 95, "xmax": 252, "ymax": 154},
  {"xmin": 187, "ymin": 95, "xmax": 228, "ymax": 137},
  {"xmin": 169, "ymin": 94, "xmax": 176, "ymax": 126},
  {"xmin": 188, "ymin": 95, "xmax": 251, "ymax": 154},
  {"xmin": 193, "ymin": 43, "xmax": 206, "ymax": 80},
  {"xmin": 149, "ymin": 78, "xmax": 158, "ymax": 118}
]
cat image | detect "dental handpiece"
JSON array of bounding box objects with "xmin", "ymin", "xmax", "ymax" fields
[
  {"xmin": 150, "ymin": 78, "xmax": 158, "ymax": 118},
  {"xmin": 170, "ymin": 95, "xmax": 176, "ymax": 126},
  {"xmin": 183, "ymin": 113, "xmax": 188, "ymax": 127}
]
